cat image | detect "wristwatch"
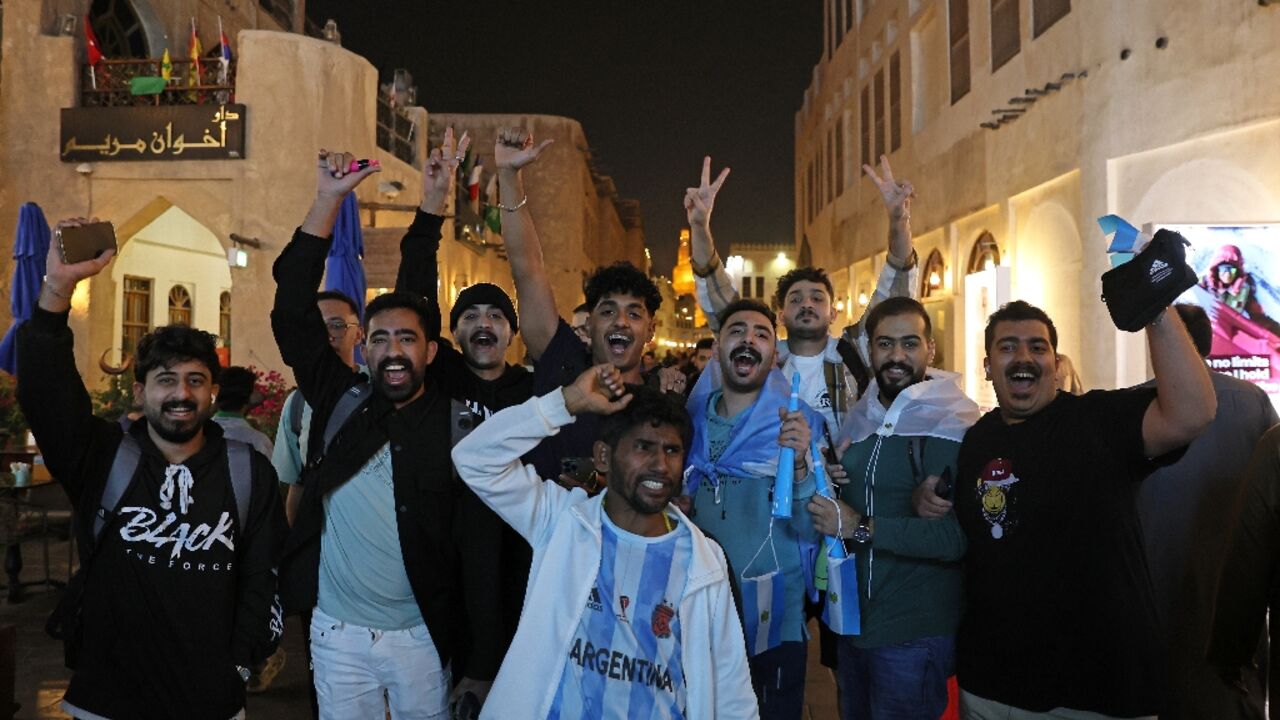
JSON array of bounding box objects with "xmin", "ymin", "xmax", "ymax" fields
[
  {"xmin": 851, "ymin": 515, "xmax": 873, "ymax": 546},
  {"xmin": 236, "ymin": 665, "xmax": 251, "ymax": 683}
]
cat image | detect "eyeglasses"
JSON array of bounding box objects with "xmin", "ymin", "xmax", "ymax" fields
[{"xmin": 326, "ymin": 320, "xmax": 359, "ymax": 335}]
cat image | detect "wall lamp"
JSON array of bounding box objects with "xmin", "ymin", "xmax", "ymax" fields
[{"xmin": 228, "ymin": 233, "xmax": 260, "ymax": 268}]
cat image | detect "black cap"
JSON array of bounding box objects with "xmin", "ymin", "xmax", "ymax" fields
[{"xmin": 450, "ymin": 283, "xmax": 518, "ymax": 332}]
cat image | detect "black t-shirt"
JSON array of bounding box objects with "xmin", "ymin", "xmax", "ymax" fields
[
  {"xmin": 954, "ymin": 388, "xmax": 1173, "ymax": 716},
  {"xmin": 528, "ymin": 319, "xmax": 605, "ymax": 481}
]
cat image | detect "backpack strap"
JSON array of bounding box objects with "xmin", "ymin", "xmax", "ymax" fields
[
  {"xmin": 94, "ymin": 434, "xmax": 142, "ymax": 542},
  {"xmin": 322, "ymin": 383, "xmax": 374, "ymax": 455},
  {"xmin": 287, "ymin": 390, "xmax": 306, "ymax": 439},
  {"xmin": 834, "ymin": 337, "xmax": 871, "ymax": 399},
  {"xmin": 225, "ymin": 439, "xmax": 253, "ymax": 529}
]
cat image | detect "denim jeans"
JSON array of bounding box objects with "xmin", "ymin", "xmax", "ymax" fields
[
  {"xmin": 837, "ymin": 634, "xmax": 955, "ymax": 720},
  {"xmin": 749, "ymin": 640, "xmax": 809, "ymax": 720}
]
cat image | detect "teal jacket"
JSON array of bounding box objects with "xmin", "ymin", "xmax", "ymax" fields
[{"xmin": 842, "ymin": 431, "xmax": 966, "ymax": 648}]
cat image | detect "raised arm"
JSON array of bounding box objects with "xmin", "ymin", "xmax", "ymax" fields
[
  {"xmin": 1142, "ymin": 308, "xmax": 1216, "ymax": 457},
  {"xmin": 272, "ymin": 151, "xmax": 379, "ymax": 420},
  {"xmin": 494, "ymin": 128, "xmax": 558, "ymax": 359},
  {"xmin": 17, "ymin": 218, "xmax": 119, "ymax": 502},
  {"xmin": 863, "ymin": 155, "xmax": 914, "ymax": 268},
  {"xmin": 396, "ymin": 127, "xmax": 469, "ymax": 310},
  {"xmin": 685, "ymin": 157, "xmax": 736, "ymax": 331}
]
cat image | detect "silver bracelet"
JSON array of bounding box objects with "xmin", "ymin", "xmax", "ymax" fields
[
  {"xmin": 497, "ymin": 195, "xmax": 529, "ymax": 212},
  {"xmin": 41, "ymin": 276, "xmax": 72, "ymax": 300}
]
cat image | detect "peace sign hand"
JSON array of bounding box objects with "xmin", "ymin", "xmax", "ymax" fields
[
  {"xmin": 863, "ymin": 154, "xmax": 914, "ymax": 224},
  {"xmin": 422, "ymin": 126, "xmax": 471, "ymax": 214},
  {"xmin": 684, "ymin": 156, "xmax": 731, "ymax": 229}
]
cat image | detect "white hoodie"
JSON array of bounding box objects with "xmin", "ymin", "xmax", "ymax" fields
[{"xmin": 452, "ymin": 390, "xmax": 760, "ymax": 719}]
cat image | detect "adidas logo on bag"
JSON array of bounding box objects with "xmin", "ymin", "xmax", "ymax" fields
[{"xmin": 1148, "ymin": 258, "xmax": 1172, "ymax": 285}]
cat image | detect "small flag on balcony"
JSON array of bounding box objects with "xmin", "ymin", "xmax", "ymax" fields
[
  {"xmin": 217, "ymin": 17, "xmax": 233, "ymax": 84},
  {"xmin": 83, "ymin": 15, "xmax": 104, "ymax": 89},
  {"xmin": 483, "ymin": 174, "xmax": 501, "ymax": 234},
  {"xmin": 129, "ymin": 76, "xmax": 166, "ymax": 95},
  {"xmin": 468, "ymin": 160, "xmax": 483, "ymax": 215},
  {"xmin": 160, "ymin": 48, "xmax": 172, "ymax": 81},
  {"xmin": 187, "ymin": 18, "xmax": 203, "ymax": 88}
]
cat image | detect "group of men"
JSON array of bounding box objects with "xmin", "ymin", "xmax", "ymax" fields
[{"xmin": 18, "ymin": 123, "xmax": 1277, "ymax": 720}]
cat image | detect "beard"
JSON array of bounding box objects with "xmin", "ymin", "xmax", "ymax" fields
[
  {"xmin": 876, "ymin": 361, "xmax": 926, "ymax": 402},
  {"xmin": 373, "ymin": 356, "xmax": 427, "ymax": 403},
  {"xmin": 144, "ymin": 400, "xmax": 208, "ymax": 444}
]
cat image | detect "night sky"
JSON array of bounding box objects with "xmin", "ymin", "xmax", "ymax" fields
[{"xmin": 307, "ymin": 1, "xmax": 823, "ymax": 274}]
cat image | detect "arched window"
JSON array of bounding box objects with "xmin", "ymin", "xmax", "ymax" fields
[
  {"xmin": 921, "ymin": 249, "xmax": 947, "ymax": 298},
  {"xmin": 967, "ymin": 231, "xmax": 1001, "ymax": 274},
  {"xmin": 89, "ymin": 0, "xmax": 149, "ymax": 58},
  {"xmin": 219, "ymin": 291, "xmax": 232, "ymax": 347},
  {"xmin": 168, "ymin": 285, "xmax": 192, "ymax": 326}
]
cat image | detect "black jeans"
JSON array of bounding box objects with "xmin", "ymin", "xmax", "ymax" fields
[{"xmin": 749, "ymin": 640, "xmax": 808, "ymax": 720}]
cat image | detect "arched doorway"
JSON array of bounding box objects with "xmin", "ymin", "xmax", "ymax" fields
[
  {"xmin": 108, "ymin": 198, "xmax": 232, "ymax": 365},
  {"xmin": 88, "ymin": 0, "xmax": 166, "ymax": 59},
  {"xmin": 967, "ymin": 232, "xmax": 1001, "ymax": 274}
]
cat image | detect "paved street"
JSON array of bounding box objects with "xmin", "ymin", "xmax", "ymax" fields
[{"xmin": 2, "ymin": 536, "xmax": 838, "ymax": 719}]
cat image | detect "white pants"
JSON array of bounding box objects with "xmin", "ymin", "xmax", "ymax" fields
[{"xmin": 310, "ymin": 607, "xmax": 451, "ymax": 720}]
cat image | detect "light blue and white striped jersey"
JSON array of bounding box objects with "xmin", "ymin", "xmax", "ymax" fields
[{"xmin": 548, "ymin": 509, "xmax": 692, "ymax": 720}]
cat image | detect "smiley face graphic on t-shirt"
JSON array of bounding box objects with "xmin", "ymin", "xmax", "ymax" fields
[{"xmin": 976, "ymin": 457, "xmax": 1021, "ymax": 539}]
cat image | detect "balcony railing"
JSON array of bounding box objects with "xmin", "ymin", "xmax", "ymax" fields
[
  {"xmin": 81, "ymin": 58, "xmax": 236, "ymax": 108},
  {"xmin": 376, "ymin": 93, "xmax": 416, "ymax": 166}
]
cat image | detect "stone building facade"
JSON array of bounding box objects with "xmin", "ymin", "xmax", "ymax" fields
[
  {"xmin": 797, "ymin": 0, "xmax": 1280, "ymax": 397},
  {"xmin": 0, "ymin": 0, "xmax": 639, "ymax": 386}
]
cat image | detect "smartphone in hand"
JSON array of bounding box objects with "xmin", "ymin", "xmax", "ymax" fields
[
  {"xmin": 935, "ymin": 467, "xmax": 954, "ymax": 501},
  {"xmin": 57, "ymin": 221, "xmax": 116, "ymax": 264}
]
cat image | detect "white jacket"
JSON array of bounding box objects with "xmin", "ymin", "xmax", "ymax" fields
[{"xmin": 452, "ymin": 391, "xmax": 760, "ymax": 720}]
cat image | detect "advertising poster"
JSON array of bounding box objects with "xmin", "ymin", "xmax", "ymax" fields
[{"xmin": 1162, "ymin": 224, "xmax": 1280, "ymax": 409}]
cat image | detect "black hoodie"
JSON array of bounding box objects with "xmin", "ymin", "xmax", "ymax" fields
[{"xmin": 16, "ymin": 308, "xmax": 285, "ymax": 720}]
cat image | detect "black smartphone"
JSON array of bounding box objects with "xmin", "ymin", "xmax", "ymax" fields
[
  {"xmin": 822, "ymin": 426, "xmax": 840, "ymax": 464},
  {"xmin": 58, "ymin": 221, "xmax": 116, "ymax": 264},
  {"xmin": 561, "ymin": 456, "xmax": 596, "ymax": 486},
  {"xmin": 935, "ymin": 466, "xmax": 954, "ymax": 501}
]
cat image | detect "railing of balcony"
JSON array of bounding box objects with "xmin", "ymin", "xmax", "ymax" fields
[
  {"xmin": 377, "ymin": 93, "xmax": 416, "ymax": 166},
  {"xmin": 81, "ymin": 58, "xmax": 236, "ymax": 107}
]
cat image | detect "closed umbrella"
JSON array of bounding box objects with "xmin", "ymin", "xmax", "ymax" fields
[
  {"xmin": 0, "ymin": 204, "xmax": 52, "ymax": 375},
  {"xmin": 326, "ymin": 191, "xmax": 366, "ymax": 364}
]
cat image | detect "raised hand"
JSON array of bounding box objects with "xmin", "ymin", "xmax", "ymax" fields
[
  {"xmin": 563, "ymin": 364, "xmax": 633, "ymax": 416},
  {"xmin": 863, "ymin": 154, "xmax": 914, "ymax": 224},
  {"xmin": 422, "ymin": 126, "xmax": 471, "ymax": 215},
  {"xmin": 316, "ymin": 149, "xmax": 381, "ymax": 199},
  {"xmin": 494, "ymin": 128, "xmax": 554, "ymax": 172},
  {"xmin": 684, "ymin": 156, "xmax": 731, "ymax": 229},
  {"xmin": 46, "ymin": 218, "xmax": 115, "ymax": 288}
]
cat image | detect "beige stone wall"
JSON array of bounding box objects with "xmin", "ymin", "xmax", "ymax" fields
[
  {"xmin": 428, "ymin": 114, "xmax": 646, "ymax": 331},
  {"xmin": 0, "ymin": 16, "xmax": 391, "ymax": 386},
  {"xmin": 798, "ymin": 0, "xmax": 1280, "ymax": 389}
]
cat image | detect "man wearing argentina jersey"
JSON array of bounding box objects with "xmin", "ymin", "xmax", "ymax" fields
[{"xmin": 453, "ymin": 365, "xmax": 758, "ymax": 719}]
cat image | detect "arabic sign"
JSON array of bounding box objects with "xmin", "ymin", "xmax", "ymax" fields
[{"xmin": 60, "ymin": 104, "xmax": 245, "ymax": 161}]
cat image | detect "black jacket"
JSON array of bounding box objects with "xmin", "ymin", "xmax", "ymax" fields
[
  {"xmin": 272, "ymin": 227, "xmax": 505, "ymax": 680},
  {"xmin": 17, "ymin": 308, "xmax": 284, "ymax": 720}
]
